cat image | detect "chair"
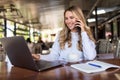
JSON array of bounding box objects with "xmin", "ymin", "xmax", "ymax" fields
[
  {"xmin": 114, "ymin": 40, "xmax": 120, "ymax": 58},
  {"xmin": 34, "ymin": 43, "xmax": 42, "ymax": 54},
  {"xmin": 96, "ymin": 39, "xmax": 114, "ymax": 54},
  {"xmin": 96, "ymin": 39, "xmax": 114, "ymax": 59}
]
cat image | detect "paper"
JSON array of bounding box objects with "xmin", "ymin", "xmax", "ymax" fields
[
  {"xmin": 115, "ymin": 74, "xmax": 120, "ymax": 80},
  {"xmin": 71, "ymin": 60, "xmax": 120, "ymax": 73}
]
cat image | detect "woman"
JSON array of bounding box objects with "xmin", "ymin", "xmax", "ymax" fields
[{"xmin": 34, "ymin": 6, "xmax": 96, "ymax": 62}]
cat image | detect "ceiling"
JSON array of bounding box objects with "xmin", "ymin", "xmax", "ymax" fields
[{"xmin": 0, "ymin": 0, "xmax": 120, "ymax": 30}]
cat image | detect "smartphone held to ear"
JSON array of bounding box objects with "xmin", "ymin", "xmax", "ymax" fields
[
  {"xmin": 75, "ymin": 21, "xmax": 81, "ymax": 31},
  {"xmin": 76, "ymin": 26, "xmax": 81, "ymax": 31}
]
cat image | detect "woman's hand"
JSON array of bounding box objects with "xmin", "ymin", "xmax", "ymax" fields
[{"xmin": 32, "ymin": 54, "xmax": 40, "ymax": 61}]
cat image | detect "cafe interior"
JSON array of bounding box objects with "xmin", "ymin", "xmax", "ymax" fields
[{"xmin": 0, "ymin": 0, "xmax": 120, "ymax": 80}]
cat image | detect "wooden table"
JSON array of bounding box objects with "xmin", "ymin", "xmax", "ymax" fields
[{"xmin": 1, "ymin": 59, "xmax": 120, "ymax": 80}]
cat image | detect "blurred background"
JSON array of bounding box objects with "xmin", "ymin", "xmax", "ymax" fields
[{"xmin": 0, "ymin": 0, "xmax": 120, "ymax": 58}]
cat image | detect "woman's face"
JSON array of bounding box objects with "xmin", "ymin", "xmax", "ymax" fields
[{"xmin": 64, "ymin": 11, "xmax": 77, "ymax": 31}]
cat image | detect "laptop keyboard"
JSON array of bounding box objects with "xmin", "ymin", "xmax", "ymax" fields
[{"xmin": 35, "ymin": 60, "xmax": 60, "ymax": 69}]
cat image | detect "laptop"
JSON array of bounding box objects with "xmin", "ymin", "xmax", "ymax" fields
[{"xmin": 0, "ymin": 36, "xmax": 63, "ymax": 71}]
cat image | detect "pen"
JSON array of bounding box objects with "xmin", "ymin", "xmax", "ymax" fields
[{"xmin": 88, "ymin": 63, "xmax": 102, "ymax": 68}]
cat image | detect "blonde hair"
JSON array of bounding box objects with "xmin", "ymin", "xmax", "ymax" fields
[{"xmin": 59, "ymin": 6, "xmax": 96, "ymax": 50}]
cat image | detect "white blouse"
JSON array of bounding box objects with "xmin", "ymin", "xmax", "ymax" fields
[{"xmin": 40, "ymin": 31, "xmax": 96, "ymax": 62}]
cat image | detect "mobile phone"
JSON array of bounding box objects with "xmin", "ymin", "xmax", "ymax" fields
[
  {"xmin": 76, "ymin": 26, "xmax": 81, "ymax": 32},
  {"xmin": 75, "ymin": 21, "xmax": 81, "ymax": 31}
]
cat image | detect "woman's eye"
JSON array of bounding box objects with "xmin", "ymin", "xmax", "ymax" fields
[{"xmin": 70, "ymin": 16, "xmax": 74, "ymax": 19}]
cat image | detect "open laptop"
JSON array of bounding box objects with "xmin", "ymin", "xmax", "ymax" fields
[{"xmin": 0, "ymin": 36, "xmax": 62, "ymax": 71}]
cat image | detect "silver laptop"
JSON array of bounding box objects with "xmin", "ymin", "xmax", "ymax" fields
[{"xmin": 0, "ymin": 36, "xmax": 62, "ymax": 71}]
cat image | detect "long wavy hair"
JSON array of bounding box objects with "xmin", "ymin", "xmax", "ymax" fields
[{"xmin": 58, "ymin": 6, "xmax": 96, "ymax": 51}]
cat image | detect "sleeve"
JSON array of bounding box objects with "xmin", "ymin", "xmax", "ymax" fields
[
  {"xmin": 40, "ymin": 32, "xmax": 61, "ymax": 61},
  {"xmin": 81, "ymin": 31, "xmax": 97, "ymax": 60}
]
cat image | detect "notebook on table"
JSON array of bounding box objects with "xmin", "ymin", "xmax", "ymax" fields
[
  {"xmin": 71, "ymin": 60, "xmax": 120, "ymax": 73},
  {"xmin": 0, "ymin": 36, "xmax": 62, "ymax": 71}
]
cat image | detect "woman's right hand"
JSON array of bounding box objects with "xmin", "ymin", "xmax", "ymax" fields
[{"xmin": 32, "ymin": 54, "xmax": 40, "ymax": 61}]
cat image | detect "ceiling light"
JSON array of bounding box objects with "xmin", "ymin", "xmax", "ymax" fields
[
  {"xmin": 92, "ymin": 9, "xmax": 106, "ymax": 15},
  {"xmin": 87, "ymin": 18, "xmax": 95, "ymax": 22}
]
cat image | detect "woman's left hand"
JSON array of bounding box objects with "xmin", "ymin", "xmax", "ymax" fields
[{"xmin": 75, "ymin": 20, "xmax": 85, "ymax": 32}]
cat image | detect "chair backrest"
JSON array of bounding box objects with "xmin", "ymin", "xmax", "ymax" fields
[
  {"xmin": 34, "ymin": 43, "xmax": 42, "ymax": 54},
  {"xmin": 114, "ymin": 40, "xmax": 120, "ymax": 58},
  {"xmin": 97, "ymin": 39, "xmax": 113, "ymax": 54}
]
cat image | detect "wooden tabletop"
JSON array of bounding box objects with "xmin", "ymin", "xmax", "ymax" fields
[{"xmin": 1, "ymin": 59, "xmax": 120, "ymax": 80}]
